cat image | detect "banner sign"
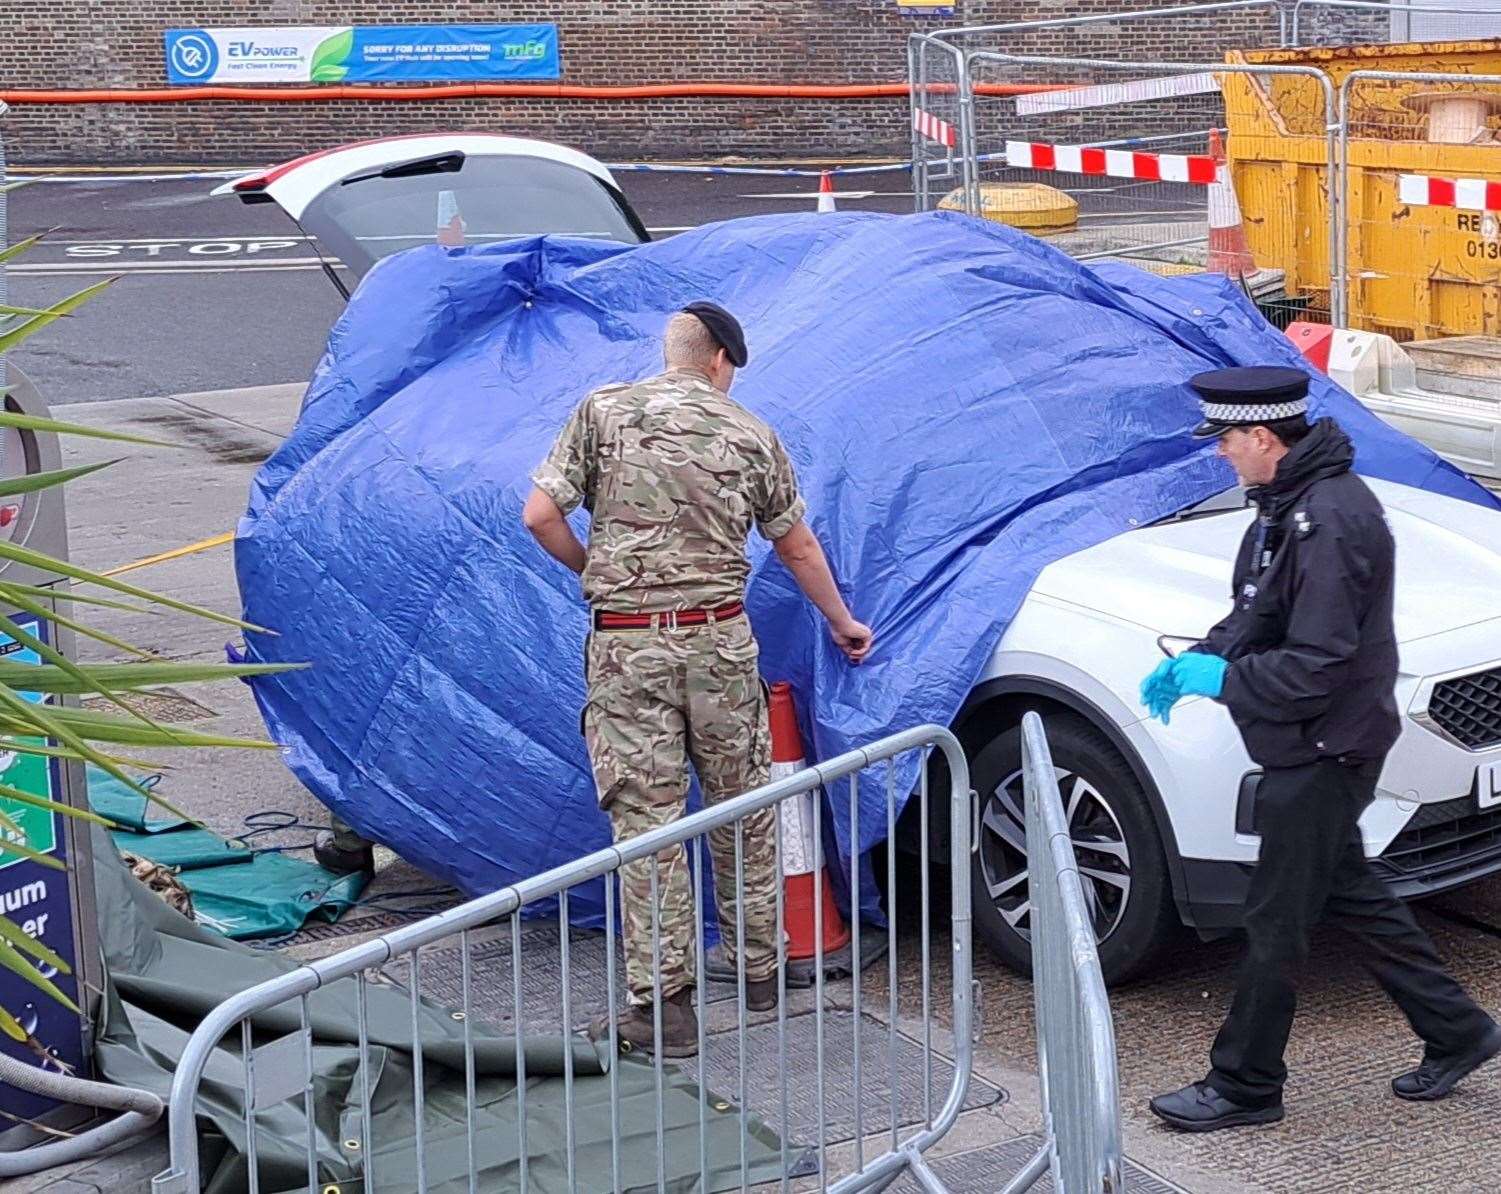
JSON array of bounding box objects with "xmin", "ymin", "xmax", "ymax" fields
[
  {"xmin": 0, "ymin": 617, "xmax": 90, "ymax": 1122},
  {"xmin": 165, "ymin": 24, "xmax": 561, "ymax": 85}
]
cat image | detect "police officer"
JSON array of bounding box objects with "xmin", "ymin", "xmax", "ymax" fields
[
  {"xmin": 522, "ymin": 302, "xmax": 873, "ymax": 1057},
  {"xmin": 1143, "ymin": 366, "xmax": 1500, "ymax": 1131}
]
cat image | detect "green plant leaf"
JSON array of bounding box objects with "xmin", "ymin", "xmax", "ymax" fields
[
  {"xmin": 0, "ymin": 682, "xmax": 158, "ymax": 808},
  {"xmin": 0, "ymin": 459, "xmax": 117, "ymax": 500},
  {"xmin": 1, "ymin": 584, "xmax": 159, "ymax": 659},
  {"xmin": 0, "ymin": 303, "xmax": 65, "ymax": 319},
  {"xmin": 0, "ymin": 737, "xmax": 168, "ymax": 771},
  {"xmin": 0, "ymin": 608, "xmax": 169, "ymax": 736},
  {"xmin": 0, "ymin": 833, "xmax": 66, "ymax": 871},
  {"xmin": 0, "ymin": 781, "xmax": 115, "ymax": 827},
  {"xmin": 0, "ymin": 179, "xmax": 35, "ymax": 194},
  {"xmin": 0, "ymin": 938, "xmax": 77, "ymax": 1011},
  {"xmin": 0, "ymin": 805, "xmax": 23, "ymax": 839},
  {"xmin": 0, "ymin": 536, "xmax": 268, "ymax": 632},
  {"xmin": 0, "ymin": 398, "xmax": 173, "ymax": 448},
  {"xmin": 311, "ymin": 63, "xmax": 349, "ymax": 82},
  {"xmin": 0, "ymin": 234, "xmax": 45, "ymax": 267},
  {"xmin": 0, "ymin": 660, "xmax": 300, "ymax": 695},
  {"xmin": 0, "ymin": 1003, "xmax": 26, "ymax": 1042},
  {"xmin": 0, "ymin": 912, "xmax": 71, "ymax": 973},
  {"xmin": 0, "ymin": 705, "xmax": 278, "ymax": 751},
  {"xmin": 0, "ymin": 580, "xmax": 159, "ymax": 616},
  {"xmin": 0, "ymin": 278, "xmax": 118, "ymax": 356}
]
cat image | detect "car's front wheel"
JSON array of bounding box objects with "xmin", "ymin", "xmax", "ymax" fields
[{"xmin": 969, "ymin": 714, "xmax": 1178, "ymax": 985}]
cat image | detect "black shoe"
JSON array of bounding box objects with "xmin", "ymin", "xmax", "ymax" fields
[
  {"xmin": 1149, "ymin": 1081, "xmax": 1284, "ymax": 1132},
  {"xmin": 313, "ymin": 831, "xmax": 375, "ymax": 875},
  {"xmin": 1393, "ymin": 1022, "xmax": 1501, "ymax": 1102}
]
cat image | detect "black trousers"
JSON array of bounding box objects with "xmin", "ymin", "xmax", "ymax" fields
[{"xmin": 1208, "ymin": 758, "xmax": 1495, "ymax": 1107}]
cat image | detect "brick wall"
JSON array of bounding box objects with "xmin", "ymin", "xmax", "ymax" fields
[{"xmin": 0, "ymin": 2, "xmax": 1382, "ymax": 164}]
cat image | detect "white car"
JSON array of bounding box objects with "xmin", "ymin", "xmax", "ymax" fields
[
  {"xmin": 931, "ymin": 477, "xmax": 1501, "ymax": 984},
  {"xmin": 218, "ymin": 140, "xmax": 1501, "ymax": 987},
  {"xmin": 214, "ymin": 133, "xmax": 649, "ymax": 295}
]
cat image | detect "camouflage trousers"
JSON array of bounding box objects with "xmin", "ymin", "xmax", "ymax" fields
[{"xmin": 583, "ymin": 613, "xmax": 779, "ymax": 1005}]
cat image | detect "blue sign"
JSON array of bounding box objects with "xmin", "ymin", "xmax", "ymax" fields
[
  {"xmin": 0, "ymin": 616, "xmax": 90, "ymax": 1124},
  {"xmin": 165, "ymin": 24, "xmax": 561, "ymax": 85}
]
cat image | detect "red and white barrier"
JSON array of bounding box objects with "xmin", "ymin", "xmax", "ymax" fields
[
  {"xmin": 1004, "ymin": 140, "xmax": 1218, "ymax": 184},
  {"xmin": 913, "ymin": 107, "xmax": 957, "ymax": 149},
  {"xmin": 1397, "ymin": 174, "xmax": 1501, "ymax": 213}
]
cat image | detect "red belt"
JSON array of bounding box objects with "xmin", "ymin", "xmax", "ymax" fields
[{"xmin": 593, "ymin": 602, "xmax": 744, "ymax": 630}]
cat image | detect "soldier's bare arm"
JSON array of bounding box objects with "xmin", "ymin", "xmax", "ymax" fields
[
  {"xmin": 522, "ymin": 487, "xmax": 588, "ymax": 575},
  {"xmin": 772, "ymin": 520, "xmax": 874, "ymax": 664}
]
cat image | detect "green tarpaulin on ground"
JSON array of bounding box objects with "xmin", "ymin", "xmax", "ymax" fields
[
  {"xmin": 91, "ymin": 825, "xmax": 785, "ymax": 1192},
  {"xmin": 90, "ymin": 768, "xmax": 367, "ymax": 940}
]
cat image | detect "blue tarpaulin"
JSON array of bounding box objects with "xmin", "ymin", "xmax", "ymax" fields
[{"xmin": 236, "ymin": 211, "xmax": 1496, "ymax": 925}]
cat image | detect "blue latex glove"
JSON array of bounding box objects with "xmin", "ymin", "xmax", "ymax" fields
[
  {"xmin": 1138, "ymin": 659, "xmax": 1179, "ymax": 719},
  {"xmin": 1171, "ymin": 652, "xmax": 1229, "ymax": 699}
]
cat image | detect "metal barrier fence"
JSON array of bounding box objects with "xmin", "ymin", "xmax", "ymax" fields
[
  {"xmin": 1294, "ymin": 0, "xmax": 1501, "ymax": 45},
  {"xmin": 1001, "ymin": 713, "xmax": 1123, "ymax": 1194},
  {"xmin": 909, "ymin": 0, "xmax": 1287, "ymax": 214},
  {"xmin": 151, "ymin": 724, "xmax": 974, "ymax": 1194},
  {"xmin": 913, "ymin": 2, "xmax": 1501, "ymax": 338},
  {"xmin": 962, "ymin": 53, "xmax": 1338, "ymax": 318}
]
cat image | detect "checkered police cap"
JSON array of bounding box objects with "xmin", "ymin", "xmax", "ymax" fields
[{"xmin": 1188, "ymin": 366, "xmax": 1311, "ymax": 439}]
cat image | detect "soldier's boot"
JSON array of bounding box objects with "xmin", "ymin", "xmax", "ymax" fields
[
  {"xmin": 314, "ymin": 814, "xmax": 376, "ymax": 875},
  {"xmin": 592, "ymin": 988, "xmax": 699, "ymax": 1058},
  {"xmin": 745, "ymin": 972, "xmax": 779, "ymax": 1013}
]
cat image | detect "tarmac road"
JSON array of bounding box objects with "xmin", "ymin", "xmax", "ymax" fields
[
  {"xmin": 4, "ymin": 165, "xmax": 1198, "ymax": 405},
  {"xmin": 3, "ymin": 170, "xmax": 913, "ymax": 405}
]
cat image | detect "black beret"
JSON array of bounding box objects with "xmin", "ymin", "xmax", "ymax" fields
[
  {"xmin": 681, "ymin": 301, "xmax": 748, "ymax": 368},
  {"xmin": 1188, "ymin": 365, "xmax": 1311, "ymax": 439}
]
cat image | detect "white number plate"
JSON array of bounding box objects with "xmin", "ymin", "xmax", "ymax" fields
[{"xmin": 1478, "ymin": 761, "xmax": 1501, "ymax": 810}]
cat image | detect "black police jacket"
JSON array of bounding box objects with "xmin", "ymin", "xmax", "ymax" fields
[{"xmin": 1198, "ymin": 418, "xmax": 1401, "ymax": 769}]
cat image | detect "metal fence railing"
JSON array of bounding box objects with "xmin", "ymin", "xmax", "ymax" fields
[
  {"xmin": 1293, "ymin": 0, "xmax": 1501, "ymax": 45},
  {"xmin": 913, "ymin": 2, "xmax": 1501, "ymax": 338},
  {"xmin": 908, "ymin": 0, "xmax": 1287, "ymax": 213},
  {"xmin": 149, "ymin": 723, "xmax": 975, "ymax": 1194},
  {"xmin": 1001, "ymin": 713, "xmax": 1124, "ymax": 1194}
]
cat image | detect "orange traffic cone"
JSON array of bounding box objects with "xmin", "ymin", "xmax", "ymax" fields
[
  {"xmin": 816, "ymin": 171, "xmax": 837, "ymax": 214},
  {"xmin": 769, "ymin": 682, "xmax": 850, "ymax": 959},
  {"xmin": 1206, "ymin": 129, "xmax": 1256, "ymax": 279}
]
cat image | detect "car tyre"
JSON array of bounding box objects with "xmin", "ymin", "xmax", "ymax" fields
[{"xmin": 969, "ymin": 714, "xmax": 1178, "ymax": 985}]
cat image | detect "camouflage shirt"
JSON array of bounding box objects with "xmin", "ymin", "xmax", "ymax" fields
[{"xmin": 532, "ymin": 366, "xmax": 807, "ymax": 611}]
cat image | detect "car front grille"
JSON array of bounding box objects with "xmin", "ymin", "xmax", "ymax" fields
[
  {"xmin": 1372, "ymin": 794, "xmax": 1501, "ymax": 880},
  {"xmin": 1428, "ymin": 667, "xmax": 1501, "ymax": 750}
]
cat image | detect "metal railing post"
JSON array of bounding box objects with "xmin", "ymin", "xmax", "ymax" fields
[
  {"xmin": 154, "ymin": 724, "xmax": 976, "ymax": 1194},
  {"xmin": 999, "ymin": 713, "xmax": 1123, "ymax": 1194}
]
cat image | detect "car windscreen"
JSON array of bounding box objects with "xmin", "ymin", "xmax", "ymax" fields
[
  {"xmin": 297, "ymin": 154, "xmax": 645, "ymax": 278},
  {"xmin": 1151, "ymin": 486, "xmax": 1248, "ymax": 525}
]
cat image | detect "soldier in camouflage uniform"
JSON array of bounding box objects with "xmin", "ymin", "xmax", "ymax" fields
[{"xmin": 523, "ymin": 301, "xmax": 873, "ymax": 1056}]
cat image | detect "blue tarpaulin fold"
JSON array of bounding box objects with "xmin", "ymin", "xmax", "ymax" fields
[{"xmin": 236, "ymin": 211, "xmax": 1495, "ymax": 925}]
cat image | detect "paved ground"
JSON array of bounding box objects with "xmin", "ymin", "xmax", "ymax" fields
[{"xmin": 10, "ymin": 382, "xmax": 1501, "ymax": 1191}]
